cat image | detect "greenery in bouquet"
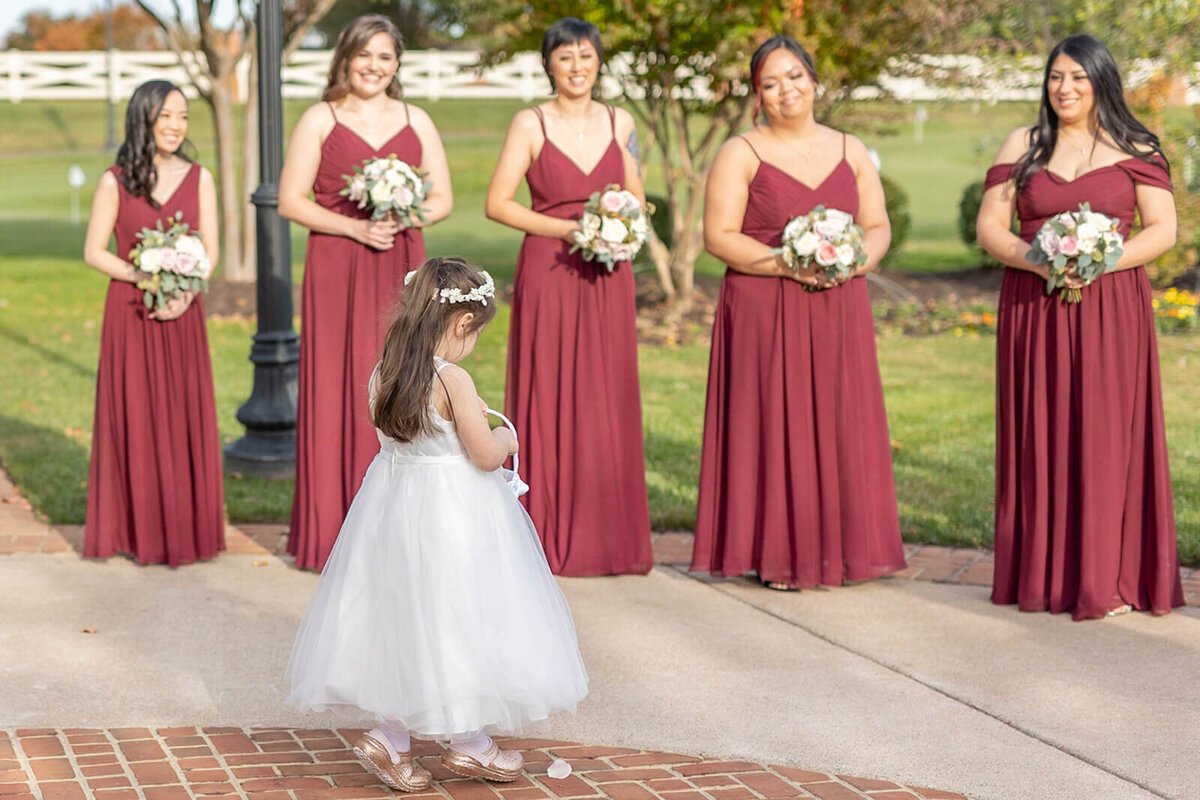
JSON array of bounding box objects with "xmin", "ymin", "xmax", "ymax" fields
[
  {"xmin": 129, "ymin": 211, "xmax": 212, "ymax": 312},
  {"xmin": 341, "ymin": 154, "xmax": 432, "ymax": 225}
]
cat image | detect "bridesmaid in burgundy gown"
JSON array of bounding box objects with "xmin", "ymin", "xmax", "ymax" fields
[
  {"xmin": 280, "ymin": 14, "xmax": 453, "ymax": 570},
  {"xmin": 485, "ymin": 18, "xmax": 652, "ymax": 576},
  {"xmin": 976, "ymin": 34, "xmax": 1182, "ymax": 620},
  {"xmin": 690, "ymin": 36, "xmax": 906, "ymax": 589},
  {"xmin": 81, "ymin": 80, "xmax": 224, "ymax": 566}
]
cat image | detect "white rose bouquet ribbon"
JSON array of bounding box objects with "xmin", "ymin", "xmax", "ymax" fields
[
  {"xmin": 775, "ymin": 205, "xmax": 867, "ymax": 291},
  {"xmin": 129, "ymin": 211, "xmax": 213, "ymax": 312},
  {"xmin": 340, "ymin": 154, "xmax": 432, "ymax": 227},
  {"xmin": 1025, "ymin": 202, "xmax": 1124, "ymax": 303},
  {"xmin": 570, "ymin": 183, "xmax": 655, "ymax": 272}
]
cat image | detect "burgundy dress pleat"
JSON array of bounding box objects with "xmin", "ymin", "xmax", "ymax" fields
[
  {"xmin": 987, "ymin": 157, "xmax": 1183, "ymax": 620},
  {"xmin": 289, "ymin": 119, "xmax": 426, "ymax": 571},
  {"xmin": 85, "ymin": 163, "xmax": 225, "ymax": 567},
  {"xmin": 505, "ymin": 107, "xmax": 653, "ymax": 576},
  {"xmin": 690, "ymin": 153, "xmax": 907, "ymax": 587}
]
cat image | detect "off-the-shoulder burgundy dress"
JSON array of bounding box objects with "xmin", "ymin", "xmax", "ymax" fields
[{"xmin": 984, "ymin": 156, "xmax": 1183, "ymax": 619}]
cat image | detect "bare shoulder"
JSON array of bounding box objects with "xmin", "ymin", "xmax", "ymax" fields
[
  {"xmin": 197, "ymin": 165, "xmax": 216, "ymax": 187},
  {"xmin": 403, "ymin": 101, "xmax": 435, "ymax": 131},
  {"xmin": 511, "ymin": 107, "xmax": 543, "ymax": 134},
  {"xmin": 612, "ymin": 106, "xmax": 636, "ymax": 134},
  {"xmin": 295, "ymin": 101, "xmax": 336, "ymax": 137},
  {"xmin": 839, "ymin": 131, "xmax": 871, "ymax": 160},
  {"xmin": 436, "ymin": 362, "xmax": 477, "ymax": 393},
  {"xmin": 96, "ymin": 169, "xmax": 118, "ymax": 190},
  {"xmin": 994, "ymin": 126, "xmax": 1033, "ymax": 164}
]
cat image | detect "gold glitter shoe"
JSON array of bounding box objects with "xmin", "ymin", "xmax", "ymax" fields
[
  {"xmin": 352, "ymin": 733, "xmax": 432, "ymax": 792},
  {"xmin": 441, "ymin": 741, "xmax": 524, "ymax": 782}
]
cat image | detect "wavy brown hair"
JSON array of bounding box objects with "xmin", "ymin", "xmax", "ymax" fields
[
  {"xmin": 115, "ymin": 80, "xmax": 194, "ymax": 205},
  {"xmin": 372, "ymin": 257, "xmax": 497, "ymax": 443},
  {"xmin": 322, "ymin": 14, "xmax": 405, "ymax": 102}
]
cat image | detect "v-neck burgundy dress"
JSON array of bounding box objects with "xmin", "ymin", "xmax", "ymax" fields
[
  {"xmin": 85, "ymin": 163, "xmax": 225, "ymax": 567},
  {"xmin": 504, "ymin": 106, "xmax": 653, "ymax": 576},
  {"xmin": 289, "ymin": 109, "xmax": 426, "ymax": 571},
  {"xmin": 690, "ymin": 137, "xmax": 907, "ymax": 587},
  {"xmin": 985, "ymin": 156, "xmax": 1183, "ymax": 620}
]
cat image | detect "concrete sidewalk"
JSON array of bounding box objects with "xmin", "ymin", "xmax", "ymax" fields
[{"xmin": 1, "ymin": 549, "xmax": 1197, "ymax": 800}]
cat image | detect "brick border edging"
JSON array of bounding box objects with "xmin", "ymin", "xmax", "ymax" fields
[{"xmin": 0, "ymin": 727, "xmax": 970, "ymax": 800}]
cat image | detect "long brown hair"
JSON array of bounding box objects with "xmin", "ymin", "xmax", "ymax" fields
[
  {"xmin": 372, "ymin": 257, "xmax": 498, "ymax": 443},
  {"xmin": 322, "ymin": 14, "xmax": 405, "ymax": 102}
]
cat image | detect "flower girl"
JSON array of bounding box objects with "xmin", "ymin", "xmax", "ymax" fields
[{"xmin": 286, "ymin": 256, "xmax": 588, "ymax": 791}]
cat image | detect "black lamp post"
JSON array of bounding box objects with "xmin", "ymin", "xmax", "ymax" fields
[{"xmin": 224, "ymin": 0, "xmax": 299, "ymax": 478}]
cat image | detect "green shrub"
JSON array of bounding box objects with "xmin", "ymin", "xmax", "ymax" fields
[
  {"xmin": 959, "ymin": 180, "xmax": 986, "ymax": 248},
  {"xmin": 880, "ymin": 172, "xmax": 910, "ymax": 263},
  {"xmin": 645, "ymin": 193, "xmax": 672, "ymax": 250}
]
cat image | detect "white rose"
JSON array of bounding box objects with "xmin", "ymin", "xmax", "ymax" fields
[
  {"xmin": 823, "ymin": 208, "xmax": 854, "ymax": 228},
  {"xmin": 600, "ymin": 216, "xmax": 629, "ymax": 243},
  {"xmin": 618, "ymin": 190, "xmax": 640, "ymax": 211},
  {"xmin": 813, "ymin": 217, "xmax": 847, "ymax": 239},
  {"xmin": 369, "ymin": 182, "xmax": 394, "ymax": 207},
  {"xmin": 364, "ymin": 161, "xmax": 386, "ymax": 179},
  {"xmin": 175, "ymin": 235, "xmax": 206, "ymax": 261},
  {"xmin": 835, "ymin": 243, "xmax": 856, "ymax": 268},
  {"xmin": 139, "ymin": 247, "xmax": 167, "ymax": 274},
  {"xmin": 793, "ymin": 231, "xmax": 821, "ymax": 257},
  {"xmin": 1075, "ymin": 222, "xmax": 1100, "ymax": 249},
  {"xmin": 1102, "ymin": 231, "xmax": 1123, "ymax": 251},
  {"xmin": 395, "ymin": 185, "xmax": 415, "ymax": 209},
  {"xmin": 783, "ymin": 217, "xmax": 809, "ymax": 240},
  {"xmin": 630, "ymin": 215, "xmax": 649, "ymax": 238},
  {"xmin": 582, "ymin": 212, "xmax": 602, "ymax": 233}
]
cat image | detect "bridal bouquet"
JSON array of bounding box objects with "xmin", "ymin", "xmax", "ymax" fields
[
  {"xmin": 341, "ymin": 154, "xmax": 431, "ymax": 225},
  {"xmin": 1026, "ymin": 203, "xmax": 1124, "ymax": 303},
  {"xmin": 571, "ymin": 184, "xmax": 653, "ymax": 271},
  {"xmin": 129, "ymin": 211, "xmax": 212, "ymax": 312},
  {"xmin": 777, "ymin": 205, "xmax": 867, "ymax": 289}
]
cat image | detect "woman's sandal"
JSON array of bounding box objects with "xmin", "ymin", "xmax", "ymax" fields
[
  {"xmin": 442, "ymin": 741, "xmax": 524, "ymax": 782},
  {"xmin": 761, "ymin": 577, "xmax": 800, "ymax": 592},
  {"xmin": 352, "ymin": 733, "xmax": 432, "ymax": 793},
  {"xmin": 1105, "ymin": 603, "xmax": 1133, "ymax": 617}
]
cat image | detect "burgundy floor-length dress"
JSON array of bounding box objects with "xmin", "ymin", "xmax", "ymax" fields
[
  {"xmin": 85, "ymin": 163, "xmax": 225, "ymax": 567},
  {"xmin": 691, "ymin": 137, "xmax": 907, "ymax": 587},
  {"xmin": 289, "ymin": 106, "xmax": 426, "ymax": 571},
  {"xmin": 986, "ymin": 156, "xmax": 1183, "ymax": 620},
  {"xmin": 505, "ymin": 106, "xmax": 653, "ymax": 576}
]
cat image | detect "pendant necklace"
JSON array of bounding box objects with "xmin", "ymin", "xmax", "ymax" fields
[{"xmin": 771, "ymin": 126, "xmax": 812, "ymax": 161}]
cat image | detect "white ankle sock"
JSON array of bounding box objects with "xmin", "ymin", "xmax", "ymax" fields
[
  {"xmin": 449, "ymin": 731, "xmax": 493, "ymax": 759},
  {"xmin": 368, "ymin": 723, "xmax": 410, "ymax": 762}
]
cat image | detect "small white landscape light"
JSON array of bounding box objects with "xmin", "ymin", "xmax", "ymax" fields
[
  {"xmin": 914, "ymin": 104, "xmax": 928, "ymax": 145},
  {"xmin": 68, "ymin": 164, "xmax": 87, "ymax": 226}
]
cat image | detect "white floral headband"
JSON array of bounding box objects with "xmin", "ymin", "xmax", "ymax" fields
[{"xmin": 404, "ymin": 267, "xmax": 496, "ymax": 306}]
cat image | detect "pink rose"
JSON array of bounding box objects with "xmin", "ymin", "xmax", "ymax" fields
[
  {"xmin": 1059, "ymin": 235, "xmax": 1079, "ymax": 257},
  {"xmin": 815, "ymin": 241, "xmax": 838, "ymax": 267},
  {"xmin": 174, "ymin": 252, "xmax": 199, "ymax": 276},
  {"xmin": 348, "ymin": 175, "xmax": 367, "ymax": 201},
  {"xmin": 600, "ymin": 191, "xmax": 624, "ymax": 213},
  {"xmin": 1037, "ymin": 229, "xmax": 1061, "ymax": 257}
]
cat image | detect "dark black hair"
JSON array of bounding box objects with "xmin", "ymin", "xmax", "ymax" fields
[
  {"xmin": 1014, "ymin": 34, "xmax": 1166, "ymax": 190},
  {"xmin": 540, "ymin": 18, "xmax": 603, "ymax": 91},
  {"xmin": 115, "ymin": 79, "xmax": 193, "ymax": 205},
  {"xmin": 749, "ymin": 36, "xmax": 820, "ymax": 119}
]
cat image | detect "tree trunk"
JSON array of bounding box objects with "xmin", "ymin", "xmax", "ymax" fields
[
  {"xmin": 211, "ymin": 82, "xmax": 248, "ymax": 281},
  {"xmin": 646, "ymin": 236, "xmax": 676, "ymax": 301},
  {"xmin": 240, "ymin": 43, "xmax": 259, "ymax": 280}
]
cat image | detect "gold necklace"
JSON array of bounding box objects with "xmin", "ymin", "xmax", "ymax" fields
[
  {"xmin": 1059, "ymin": 129, "xmax": 1094, "ymax": 155},
  {"xmin": 769, "ymin": 126, "xmax": 812, "ymax": 162},
  {"xmin": 558, "ymin": 102, "xmax": 593, "ymax": 142}
]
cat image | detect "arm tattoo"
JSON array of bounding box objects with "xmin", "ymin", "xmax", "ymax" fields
[{"xmin": 626, "ymin": 129, "xmax": 642, "ymax": 176}]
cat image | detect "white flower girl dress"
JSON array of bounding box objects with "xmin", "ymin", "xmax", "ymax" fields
[{"xmin": 286, "ymin": 358, "xmax": 588, "ymax": 738}]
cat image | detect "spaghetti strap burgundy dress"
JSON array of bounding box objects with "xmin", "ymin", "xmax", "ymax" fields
[
  {"xmin": 85, "ymin": 163, "xmax": 225, "ymax": 567},
  {"xmin": 289, "ymin": 107, "xmax": 426, "ymax": 571},
  {"xmin": 691, "ymin": 138, "xmax": 907, "ymax": 587},
  {"xmin": 986, "ymin": 156, "xmax": 1183, "ymax": 620},
  {"xmin": 504, "ymin": 106, "xmax": 653, "ymax": 576}
]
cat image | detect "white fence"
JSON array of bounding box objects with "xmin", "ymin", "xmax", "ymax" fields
[{"xmin": 2, "ymin": 49, "xmax": 1198, "ymax": 105}]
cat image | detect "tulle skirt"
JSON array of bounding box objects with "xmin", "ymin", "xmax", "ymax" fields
[{"xmin": 286, "ymin": 451, "xmax": 589, "ymax": 738}]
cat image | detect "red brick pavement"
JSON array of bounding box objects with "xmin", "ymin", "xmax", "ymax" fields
[{"xmin": 0, "ymin": 728, "xmax": 970, "ymax": 800}]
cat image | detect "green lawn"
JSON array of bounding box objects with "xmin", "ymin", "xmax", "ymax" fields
[{"xmin": 1, "ymin": 98, "xmax": 1197, "ymax": 563}]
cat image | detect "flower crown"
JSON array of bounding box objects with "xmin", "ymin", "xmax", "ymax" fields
[{"xmin": 404, "ymin": 267, "xmax": 496, "ymax": 306}]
